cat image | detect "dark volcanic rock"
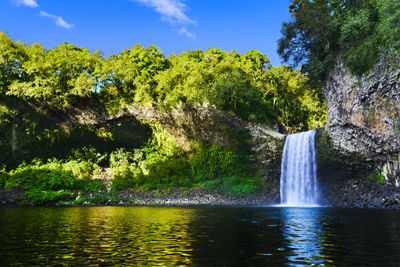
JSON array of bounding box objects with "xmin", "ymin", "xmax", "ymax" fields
[
  {"xmin": 318, "ymin": 55, "xmax": 400, "ymax": 208},
  {"xmin": 323, "ymin": 177, "xmax": 400, "ymax": 209},
  {"xmin": 324, "ymin": 55, "xmax": 400, "ymax": 185}
]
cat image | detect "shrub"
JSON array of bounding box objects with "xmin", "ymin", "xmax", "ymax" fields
[
  {"xmin": 6, "ymin": 166, "xmax": 78, "ymax": 191},
  {"xmin": 25, "ymin": 189, "xmax": 75, "ymax": 204},
  {"xmin": 109, "ymin": 148, "xmax": 143, "ymax": 190},
  {"xmin": 202, "ymin": 176, "xmax": 261, "ymax": 196},
  {"xmin": 110, "ymin": 124, "xmax": 192, "ymax": 190},
  {"xmin": 369, "ymin": 169, "xmax": 385, "ymax": 184},
  {"xmin": 190, "ymin": 145, "xmax": 245, "ymax": 182},
  {"xmin": 4, "ymin": 159, "xmax": 107, "ymax": 202},
  {"xmin": 75, "ymin": 178, "xmax": 106, "ymax": 193},
  {"xmin": 0, "ymin": 168, "xmax": 9, "ymax": 189}
]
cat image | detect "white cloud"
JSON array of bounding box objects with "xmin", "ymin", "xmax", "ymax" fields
[
  {"xmin": 133, "ymin": 0, "xmax": 197, "ymax": 39},
  {"xmin": 12, "ymin": 1, "xmax": 74, "ymax": 30},
  {"xmin": 134, "ymin": 0, "xmax": 195, "ymax": 24},
  {"xmin": 40, "ymin": 11, "xmax": 74, "ymax": 30},
  {"xmin": 178, "ymin": 27, "xmax": 196, "ymax": 40},
  {"xmin": 12, "ymin": 0, "xmax": 39, "ymax": 8}
]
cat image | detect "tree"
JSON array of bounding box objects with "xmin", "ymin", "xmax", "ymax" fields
[
  {"xmin": 8, "ymin": 42, "xmax": 101, "ymax": 106},
  {"xmin": 262, "ymin": 66, "xmax": 326, "ymax": 132},
  {"xmin": 0, "ymin": 32, "xmax": 26, "ymax": 94},
  {"xmin": 96, "ymin": 48, "xmax": 139, "ymax": 109},
  {"xmin": 129, "ymin": 45, "xmax": 169, "ymax": 105},
  {"xmin": 240, "ymin": 49, "xmax": 270, "ymax": 87},
  {"xmin": 379, "ymin": 0, "xmax": 400, "ymax": 52},
  {"xmin": 278, "ymin": 0, "xmax": 399, "ymax": 83}
]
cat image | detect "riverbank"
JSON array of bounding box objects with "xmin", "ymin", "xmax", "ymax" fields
[
  {"xmin": 322, "ymin": 177, "xmax": 400, "ymax": 209},
  {"xmin": 0, "ymin": 187, "xmax": 280, "ymax": 207},
  {"xmin": 2, "ymin": 181, "xmax": 400, "ymax": 209}
]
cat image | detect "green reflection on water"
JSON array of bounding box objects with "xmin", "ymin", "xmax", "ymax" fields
[
  {"xmin": 2, "ymin": 207, "xmax": 400, "ymax": 266},
  {"xmin": 0, "ymin": 207, "xmax": 197, "ymax": 266}
]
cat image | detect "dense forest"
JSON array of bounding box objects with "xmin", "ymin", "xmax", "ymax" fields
[
  {"xmin": 1, "ymin": 0, "xmax": 398, "ymax": 204},
  {"xmin": 279, "ymin": 0, "xmax": 400, "ymax": 84},
  {"xmin": 0, "ymin": 30, "xmax": 327, "ymax": 203}
]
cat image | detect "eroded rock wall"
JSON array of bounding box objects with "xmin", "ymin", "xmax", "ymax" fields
[
  {"xmin": 76, "ymin": 105, "xmax": 285, "ymax": 196},
  {"xmin": 324, "ymin": 55, "xmax": 400, "ymax": 186}
]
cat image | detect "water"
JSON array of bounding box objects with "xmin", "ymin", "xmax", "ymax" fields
[
  {"xmin": 0, "ymin": 206, "xmax": 400, "ymax": 266},
  {"xmin": 280, "ymin": 129, "xmax": 319, "ymax": 206}
]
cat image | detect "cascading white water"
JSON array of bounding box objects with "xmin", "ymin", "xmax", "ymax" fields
[{"xmin": 280, "ymin": 129, "xmax": 319, "ymax": 206}]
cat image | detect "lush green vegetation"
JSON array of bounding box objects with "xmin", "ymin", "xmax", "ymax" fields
[
  {"xmin": 0, "ymin": 31, "xmax": 326, "ymax": 131},
  {"xmin": 2, "ymin": 157, "xmax": 104, "ymax": 204},
  {"xmin": 279, "ymin": 0, "xmax": 400, "ymax": 84},
  {"xmin": 0, "ymin": 31, "xmax": 327, "ymax": 203}
]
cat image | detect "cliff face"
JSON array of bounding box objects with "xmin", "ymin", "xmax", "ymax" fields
[
  {"xmin": 111, "ymin": 105, "xmax": 286, "ymax": 186},
  {"xmin": 78, "ymin": 105, "xmax": 285, "ymax": 202},
  {"xmin": 323, "ymin": 55, "xmax": 400, "ymax": 186}
]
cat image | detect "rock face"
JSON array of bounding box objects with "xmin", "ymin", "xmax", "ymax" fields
[
  {"xmin": 324, "ymin": 55, "xmax": 400, "ymax": 186},
  {"xmin": 80, "ymin": 105, "xmax": 285, "ymax": 200},
  {"xmin": 323, "ymin": 176, "xmax": 400, "ymax": 209},
  {"xmin": 320, "ymin": 55, "xmax": 400, "ymax": 208},
  {"xmin": 0, "ymin": 103, "xmax": 286, "ymax": 205},
  {"xmin": 247, "ymin": 124, "xmax": 285, "ymax": 187},
  {"xmin": 125, "ymin": 105, "xmax": 285, "ymax": 192}
]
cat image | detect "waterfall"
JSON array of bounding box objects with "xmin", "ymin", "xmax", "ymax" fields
[{"xmin": 280, "ymin": 129, "xmax": 319, "ymax": 206}]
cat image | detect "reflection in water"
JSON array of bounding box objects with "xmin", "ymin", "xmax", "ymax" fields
[
  {"xmin": 0, "ymin": 207, "xmax": 196, "ymax": 266},
  {"xmin": 281, "ymin": 208, "xmax": 327, "ymax": 265},
  {"xmin": 1, "ymin": 206, "xmax": 400, "ymax": 266}
]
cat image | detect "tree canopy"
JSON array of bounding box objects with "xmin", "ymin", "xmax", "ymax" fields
[
  {"xmin": 0, "ymin": 31, "xmax": 326, "ymax": 132},
  {"xmin": 0, "ymin": 29, "xmax": 328, "ymax": 200},
  {"xmin": 278, "ymin": 0, "xmax": 400, "ymax": 83}
]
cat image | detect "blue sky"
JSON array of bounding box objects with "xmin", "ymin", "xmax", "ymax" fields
[{"xmin": 0, "ymin": 0, "xmax": 291, "ymax": 66}]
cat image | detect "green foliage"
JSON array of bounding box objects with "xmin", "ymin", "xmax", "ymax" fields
[
  {"xmin": 190, "ymin": 144, "xmax": 244, "ymax": 182},
  {"xmin": 108, "ymin": 125, "xmax": 255, "ymax": 192},
  {"xmin": 96, "ymin": 48, "xmax": 139, "ymax": 111},
  {"xmin": 109, "ymin": 148, "xmax": 143, "ymax": 190},
  {"xmin": 369, "ymin": 169, "xmax": 385, "ymax": 184},
  {"xmin": 154, "ymin": 49, "xmax": 274, "ymax": 124},
  {"xmin": 262, "ymin": 66, "xmax": 326, "ymax": 132},
  {"xmin": 76, "ymin": 178, "xmax": 105, "ymax": 193},
  {"xmin": 72, "ymin": 146, "xmax": 106, "ymax": 163},
  {"xmin": 3, "ymin": 159, "xmax": 106, "ymax": 203},
  {"xmin": 190, "ymin": 143, "xmax": 261, "ymax": 196},
  {"xmin": 278, "ymin": 0, "xmax": 400, "ymax": 82},
  {"xmin": 25, "ymin": 189, "xmax": 75, "ymax": 204},
  {"xmin": 6, "ymin": 161, "xmax": 78, "ymax": 191},
  {"xmin": 109, "ymin": 124, "xmax": 191, "ymax": 190},
  {"xmin": 1, "ymin": 32, "xmax": 326, "ymax": 132},
  {"xmin": 0, "ymin": 168, "xmax": 9, "ymax": 189},
  {"xmin": 203, "ymin": 176, "xmax": 261, "ymax": 196},
  {"xmin": 0, "ymin": 32, "xmax": 26, "ymax": 93},
  {"xmin": 97, "ymin": 45, "xmax": 169, "ymax": 110},
  {"xmin": 379, "ymin": 0, "xmax": 400, "ymax": 52},
  {"xmin": 0, "ymin": 31, "xmax": 330, "ymax": 201},
  {"xmin": 0, "ymin": 93, "xmax": 151, "ymax": 169},
  {"xmin": 129, "ymin": 45, "xmax": 170, "ymax": 79},
  {"xmin": 7, "ymin": 42, "xmax": 101, "ymax": 106}
]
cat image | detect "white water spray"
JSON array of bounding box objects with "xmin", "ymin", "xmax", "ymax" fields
[{"xmin": 280, "ymin": 130, "xmax": 319, "ymax": 206}]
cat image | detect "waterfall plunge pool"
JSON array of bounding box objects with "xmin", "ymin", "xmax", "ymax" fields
[
  {"xmin": 1, "ymin": 131, "xmax": 393, "ymax": 265},
  {"xmin": 1, "ymin": 206, "xmax": 400, "ymax": 266}
]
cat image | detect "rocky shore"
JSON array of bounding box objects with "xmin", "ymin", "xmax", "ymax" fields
[
  {"xmin": 322, "ymin": 177, "xmax": 400, "ymax": 209},
  {"xmin": 3, "ymin": 181, "xmax": 400, "ymax": 209},
  {"xmin": 0, "ymin": 187, "xmax": 280, "ymax": 207}
]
